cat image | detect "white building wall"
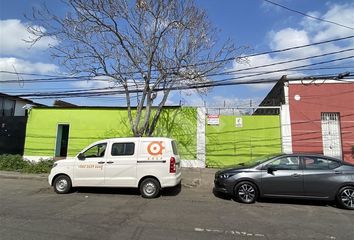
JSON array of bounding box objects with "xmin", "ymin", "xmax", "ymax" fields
[
  {"xmin": 280, "ymin": 83, "xmax": 293, "ymax": 153},
  {"xmin": 280, "ymin": 104, "xmax": 293, "ymax": 153},
  {"xmin": 181, "ymin": 107, "xmax": 206, "ymax": 168}
]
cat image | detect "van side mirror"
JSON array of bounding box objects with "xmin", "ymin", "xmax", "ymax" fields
[{"xmin": 78, "ymin": 153, "xmax": 85, "ymax": 160}]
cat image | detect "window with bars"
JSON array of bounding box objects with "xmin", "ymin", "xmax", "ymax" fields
[{"xmin": 321, "ymin": 112, "xmax": 342, "ymax": 159}]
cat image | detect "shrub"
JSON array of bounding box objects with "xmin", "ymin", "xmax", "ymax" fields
[
  {"xmin": 0, "ymin": 155, "xmax": 53, "ymax": 173},
  {"xmin": 0, "ymin": 154, "xmax": 26, "ymax": 171},
  {"xmin": 22, "ymin": 159, "xmax": 54, "ymax": 174}
]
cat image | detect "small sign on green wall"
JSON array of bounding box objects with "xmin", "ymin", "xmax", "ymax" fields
[{"xmin": 235, "ymin": 117, "xmax": 243, "ymax": 128}]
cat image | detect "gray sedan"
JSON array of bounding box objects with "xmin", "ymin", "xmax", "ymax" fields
[{"xmin": 213, "ymin": 154, "xmax": 354, "ymax": 210}]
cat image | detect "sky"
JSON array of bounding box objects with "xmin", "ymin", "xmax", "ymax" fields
[{"xmin": 0, "ymin": 0, "xmax": 353, "ymax": 107}]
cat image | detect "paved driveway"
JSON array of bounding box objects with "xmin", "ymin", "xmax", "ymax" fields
[{"xmin": 0, "ymin": 175, "xmax": 353, "ymax": 240}]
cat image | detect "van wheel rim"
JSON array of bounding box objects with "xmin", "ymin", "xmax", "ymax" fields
[
  {"xmin": 144, "ymin": 183, "xmax": 156, "ymax": 196},
  {"xmin": 238, "ymin": 184, "xmax": 255, "ymax": 202},
  {"xmin": 340, "ymin": 189, "xmax": 354, "ymax": 208},
  {"xmin": 56, "ymin": 179, "xmax": 68, "ymax": 192}
]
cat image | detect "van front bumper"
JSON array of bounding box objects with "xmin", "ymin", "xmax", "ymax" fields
[{"xmin": 48, "ymin": 171, "xmax": 54, "ymax": 186}]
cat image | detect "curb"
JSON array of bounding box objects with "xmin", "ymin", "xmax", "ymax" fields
[
  {"xmin": 0, "ymin": 171, "xmax": 47, "ymax": 181},
  {"xmin": 0, "ymin": 168, "xmax": 219, "ymax": 188}
]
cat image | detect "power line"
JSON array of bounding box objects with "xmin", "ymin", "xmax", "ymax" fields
[
  {"xmin": 1, "ymin": 35, "xmax": 354, "ymax": 79},
  {"xmin": 3, "ymin": 65, "xmax": 354, "ymax": 93},
  {"xmin": 4, "ymin": 67, "xmax": 353, "ymax": 94},
  {"xmin": 8, "ymin": 55, "xmax": 354, "ymax": 98},
  {"xmin": 205, "ymin": 48, "xmax": 354, "ymax": 78},
  {"xmin": 1, "ymin": 47, "xmax": 353, "ymax": 85},
  {"xmin": 15, "ymin": 72, "xmax": 354, "ymax": 99},
  {"xmin": 199, "ymin": 56, "xmax": 354, "ymax": 86},
  {"xmin": 263, "ymin": 0, "xmax": 354, "ymax": 30}
]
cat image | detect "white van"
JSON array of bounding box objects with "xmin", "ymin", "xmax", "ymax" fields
[{"xmin": 48, "ymin": 137, "xmax": 181, "ymax": 198}]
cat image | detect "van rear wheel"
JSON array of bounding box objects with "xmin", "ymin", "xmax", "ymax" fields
[{"xmin": 140, "ymin": 178, "xmax": 160, "ymax": 198}]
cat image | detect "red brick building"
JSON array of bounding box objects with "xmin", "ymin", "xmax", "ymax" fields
[{"xmin": 256, "ymin": 77, "xmax": 354, "ymax": 163}]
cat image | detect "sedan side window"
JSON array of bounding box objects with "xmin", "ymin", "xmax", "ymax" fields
[
  {"xmin": 83, "ymin": 143, "xmax": 107, "ymax": 158},
  {"xmin": 303, "ymin": 157, "xmax": 341, "ymax": 170},
  {"xmin": 267, "ymin": 156, "xmax": 300, "ymax": 170}
]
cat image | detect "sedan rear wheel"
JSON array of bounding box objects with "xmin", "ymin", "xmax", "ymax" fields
[
  {"xmin": 337, "ymin": 186, "xmax": 354, "ymax": 210},
  {"xmin": 235, "ymin": 181, "xmax": 258, "ymax": 204}
]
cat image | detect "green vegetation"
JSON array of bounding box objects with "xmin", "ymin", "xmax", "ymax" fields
[{"xmin": 0, "ymin": 155, "xmax": 53, "ymax": 173}]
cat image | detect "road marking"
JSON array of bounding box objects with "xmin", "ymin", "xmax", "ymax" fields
[
  {"xmin": 326, "ymin": 236, "xmax": 336, "ymax": 240},
  {"xmin": 194, "ymin": 227, "xmax": 265, "ymax": 238}
]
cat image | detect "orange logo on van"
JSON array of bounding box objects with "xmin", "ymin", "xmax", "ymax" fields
[{"xmin": 147, "ymin": 141, "xmax": 165, "ymax": 156}]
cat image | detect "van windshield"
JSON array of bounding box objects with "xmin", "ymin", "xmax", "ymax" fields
[{"xmin": 171, "ymin": 141, "xmax": 179, "ymax": 155}]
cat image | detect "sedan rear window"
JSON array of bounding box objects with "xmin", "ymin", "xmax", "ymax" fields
[{"xmin": 303, "ymin": 157, "xmax": 341, "ymax": 170}]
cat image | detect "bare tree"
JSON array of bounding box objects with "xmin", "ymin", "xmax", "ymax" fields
[{"xmin": 27, "ymin": 0, "xmax": 238, "ymax": 136}]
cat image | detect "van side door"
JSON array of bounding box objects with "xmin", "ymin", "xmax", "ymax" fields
[
  {"xmin": 74, "ymin": 142, "xmax": 107, "ymax": 186},
  {"xmin": 104, "ymin": 141, "xmax": 137, "ymax": 187}
]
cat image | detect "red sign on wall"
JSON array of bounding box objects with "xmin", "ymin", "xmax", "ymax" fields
[{"xmin": 207, "ymin": 114, "xmax": 220, "ymax": 125}]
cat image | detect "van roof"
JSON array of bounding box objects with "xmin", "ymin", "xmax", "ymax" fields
[{"xmin": 105, "ymin": 137, "xmax": 174, "ymax": 142}]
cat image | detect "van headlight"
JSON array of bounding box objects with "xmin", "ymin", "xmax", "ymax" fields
[{"xmin": 52, "ymin": 162, "xmax": 58, "ymax": 168}]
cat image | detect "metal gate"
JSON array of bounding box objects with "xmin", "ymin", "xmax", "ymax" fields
[
  {"xmin": 321, "ymin": 113, "xmax": 342, "ymax": 159},
  {"xmin": 0, "ymin": 116, "xmax": 28, "ymax": 155}
]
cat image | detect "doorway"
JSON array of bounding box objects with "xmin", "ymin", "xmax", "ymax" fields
[{"xmin": 55, "ymin": 124, "xmax": 70, "ymax": 157}]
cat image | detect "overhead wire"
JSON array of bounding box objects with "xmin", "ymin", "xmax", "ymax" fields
[
  {"xmin": 2, "ymin": 65, "xmax": 354, "ymax": 93},
  {"xmin": 18, "ymin": 72, "xmax": 354, "ymax": 99},
  {"xmin": 1, "ymin": 48, "xmax": 353, "ymax": 85},
  {"xmin": 8, "ymin": 55, "xmax": 354, "ymax": 98},
  {"xmin": 1, "ymin": 35, "xmax": 354, "ymax": 81},
  {"xmin": 263, "ymin": 0, "xmax": 354, "ymax": 30}
]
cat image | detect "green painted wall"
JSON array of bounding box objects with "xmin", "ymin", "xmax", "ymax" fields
[
  {"xmin": 25, "ymin": 108, "xmax": 282, "ymax": 167},
  {"xmin": 24, "ymin": 107, "xmax": 197, "ymax": 160},
  {"xmin": 206, "ymin": 115, "xmax": 281, "ymax": 167}
]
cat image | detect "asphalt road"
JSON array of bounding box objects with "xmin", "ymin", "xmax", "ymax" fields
[{"xmin": 0, "ymin": 178, "xmax": 353, "ymax": 240}]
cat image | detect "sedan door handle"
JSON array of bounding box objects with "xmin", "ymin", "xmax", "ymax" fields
[
  {"xmin": 292, "ymin": 173, "xmax": 301, "ymax": 177},
  {"xmin": 334, "ymin": 171, "xmax": 342, "ymax": 174},
  {"xmin": 106, "ymin": 161, "xmax": 114, "ymax": 164},
  {"xmin": 97, "ymin": 161, "xmax": 105, "ymax": 164}
]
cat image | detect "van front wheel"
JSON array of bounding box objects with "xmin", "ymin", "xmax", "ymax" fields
[
  {"xmin": 53, "ymin": 175, "xmax": 72, "ymax": 194},
  {"xmin": 140, "ymin": 178, "xmax": 160, "ymax": 198}
]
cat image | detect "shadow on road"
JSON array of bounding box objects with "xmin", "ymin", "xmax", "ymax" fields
[
  {"xmin": 212, "ymin": 189, "xmax": 339, "ymax": 208},
  {"xmin": 72, "ymin": 183, "xmax": 182, "ymax": 197},
  {"xmin": 74, "ymin": 187, "xmax": 140, "ymax": 195},
  {"xmin": 212, "ymin": 189, "xmax": 232, "ymax": 201},
  {"xmin": 257, "ymin": 198, "xmax": 338, "ymax": 208}
]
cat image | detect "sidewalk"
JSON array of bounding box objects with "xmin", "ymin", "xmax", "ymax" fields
[
  {"xmin": 180, "ymin": 168, "xmax": 218, "ymax": 189},
  {"xmin": 0, "ymin": 168, "xmax": 219, "ymax": 189}
]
